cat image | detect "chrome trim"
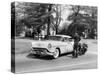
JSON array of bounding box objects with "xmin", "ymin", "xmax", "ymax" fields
[{"xmin": 32, "ymin": 47, "xmax": 52, "ymax": 53}]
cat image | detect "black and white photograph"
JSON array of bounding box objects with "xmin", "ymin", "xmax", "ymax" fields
[{"xmin": 11, "ymin": 1, "xmax": 98, "ymax": 73}]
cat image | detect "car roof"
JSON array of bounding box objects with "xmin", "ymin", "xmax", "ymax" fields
[{"xmin": 49, "ymin": 35, "xmax": 71, "ymax": 38}]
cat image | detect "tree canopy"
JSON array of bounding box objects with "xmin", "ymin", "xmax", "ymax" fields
[
  {"xmin": 11, "ymin": 2, "xmax": 53, "ymax": 36},
  {"xmin": 66, "ymin": 5, "xmax": 97, "ymax": 37},
  {"xmin": 11, "ymin": 2, "xmax": 97, "ymax": 39}
]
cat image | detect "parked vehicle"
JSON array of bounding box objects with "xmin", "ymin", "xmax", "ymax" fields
[{"xmin": 30, "ymin": 35, "xmax": 88, "ymax": 59}]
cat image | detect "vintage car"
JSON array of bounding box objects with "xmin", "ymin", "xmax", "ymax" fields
[{"xmin": 30, "ymin": 35, "xmax": 88, "ymax": 59}]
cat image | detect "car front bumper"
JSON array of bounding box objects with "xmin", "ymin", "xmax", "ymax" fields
[{"xmin": 30, "ymin": 47, "xmax": 54, "ymax": 56}]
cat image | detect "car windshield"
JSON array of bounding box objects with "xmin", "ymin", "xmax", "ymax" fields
[{"xmin": 47, "ymin": 36, "xmax": 62, "ymax": 41}]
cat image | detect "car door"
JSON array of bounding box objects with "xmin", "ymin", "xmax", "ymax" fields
[
  {"xmin": 60, "ymin": 37, "xmax": 69, "ymax": 53},
  {"xmin": 67, "ymin": 38, "xmax": 74, "ymax": 52},
  {"xmin": 64, "ymin": 38, "xmax": 70, "ymax": 52}
]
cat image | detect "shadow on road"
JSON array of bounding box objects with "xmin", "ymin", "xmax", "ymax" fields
[
  {"xmin": 27, "ymin": 54, "xmax": 53, "ymax": 60},
  {"xmin": 26, "ymin": 52, "xmax": 73, "ymax": 60}
]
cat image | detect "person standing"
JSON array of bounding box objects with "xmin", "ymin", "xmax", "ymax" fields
[{"xmin": 73, "ymin": 33, "xmax": 81, "ymax": 58}]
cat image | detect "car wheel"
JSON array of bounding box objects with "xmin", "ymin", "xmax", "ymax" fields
[
  {"xmin": 82, "ymin": 48, "xmax": 87, "ymax": 55},
  {"xmin": 77, "ymin": 48, "xmax": 83, "ymax": 56},
  {"xmin": 78, "ymin": 50, "xmax": 83, "ymax": 56},
  {"xmin": 79, "ymin": 47, "xmax": 87, "ymax": 55},
  {"xmin": 53, "ymin": 49, "xmax": 60, "ymax": 59}
]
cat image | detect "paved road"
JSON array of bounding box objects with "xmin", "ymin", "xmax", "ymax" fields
[{"xmin": 14, "ymin": 39, "xmax": 97, "ymax": 73}]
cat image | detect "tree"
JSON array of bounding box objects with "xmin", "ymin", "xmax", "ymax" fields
[
  {"xmin": 12, "ymin": 2, "xmax": 54, "ymax": 37},
  {"xmin": 67, "ymin": 5, "xmax": 97, "ymax": 38},
  {"xmin": 51, "ymin": 4, "xmax": 62, "ymax": 34},
  {"xmin": 47, "ymin": 4, "xmax": 53, "ymax": 36},
  {"xmin": 67, "ymin": 5, "xmax": 81, "ymax": 36}
]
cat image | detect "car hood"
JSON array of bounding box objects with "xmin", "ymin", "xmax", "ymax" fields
[{"xmin": 31, "ymin": 40, "xmax": 62, "ymax": 48}]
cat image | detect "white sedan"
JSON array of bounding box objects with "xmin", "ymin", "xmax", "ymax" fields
[{"xmin": 30, "ymin": 35, "xmax": 77, "ymax": 59}]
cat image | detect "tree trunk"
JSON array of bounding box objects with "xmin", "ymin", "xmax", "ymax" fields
[
  {"xmin": 47, "ymin": 4, "xmax": 52, "ymax": 36},
  {"xmin": 55, "ymin": 26, "xmax": 58, "ymax": 34}
]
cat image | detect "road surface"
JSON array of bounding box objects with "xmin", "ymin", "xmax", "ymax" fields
[{"xmin": 13, "ymin": 39, "xmax": 97, "ymax": 73}]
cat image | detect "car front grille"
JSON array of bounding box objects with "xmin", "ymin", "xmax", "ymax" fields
[{"xmin": 33, "ymin": 47, "xmax": 47, "ymax": 52}]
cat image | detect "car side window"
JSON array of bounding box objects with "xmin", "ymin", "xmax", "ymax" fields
[
  {"xmin": 69, "ymin": 38, "xmax": 74, "ymax": 42},
  {"xmin": 61, "ymin": 37, "xmax": 72, "ymax": 42},
  {"xmin": 61, "ymin": 38, "xmax": 65, "ymax": 42},
  {"xmin": 63, "ymin": 37, "xmax": 68, "ymax": 42},
  {"xmin": 64, "ymin": 38, "xmax": 72, "ymax": 42}
]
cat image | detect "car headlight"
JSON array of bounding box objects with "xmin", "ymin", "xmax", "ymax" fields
[{"xmin": 48, "ymin": 43, "xmax": 52, "ymax": 49}]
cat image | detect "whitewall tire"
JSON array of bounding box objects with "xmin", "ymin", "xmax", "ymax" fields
[{"xmin": 53, "ymin": 49, "xmax": 59, "ymax": 59}]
